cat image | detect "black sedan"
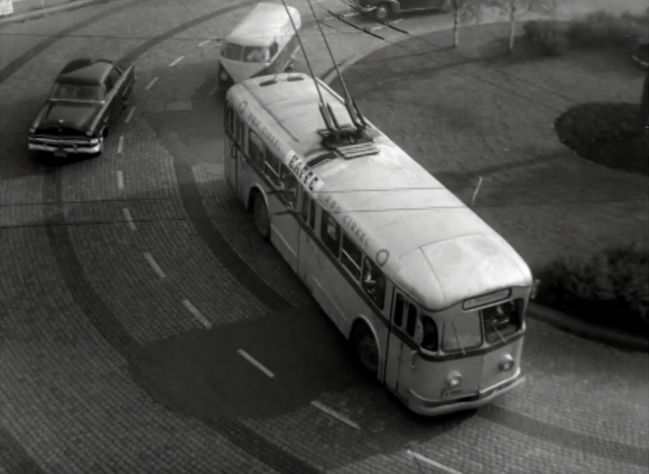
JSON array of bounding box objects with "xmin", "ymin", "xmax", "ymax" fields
[{"xmin": 28, "ymin": 58, "xmax": 135, "ymax": 157}]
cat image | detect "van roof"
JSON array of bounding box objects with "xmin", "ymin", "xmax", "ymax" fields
[
  {"xmin": 228, "ymin": 74, "xmax": 532, "ymax": 310},
  {"xmin": 226, "ymin": 2, "xmax": 301, "ymax": 47}
]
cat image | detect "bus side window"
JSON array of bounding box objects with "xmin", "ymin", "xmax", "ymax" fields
[
  {"xmin": 235, "ymin": 114, "xmax": 245, "ymax": 149},
  {"xmin": 269, "ymin": 42, "xmax": 278, "ymax": 58},
  {"xmin": 321, "ymin": 211, "xmax": 340, "ymax": 257},
  {"xmin": 393, "ymin": 294, "xmax": 404, "ymax": 327},
  {"xmin": 248, "ymin": 130, "xmax": 264, "ymax": 169},
  {"xmin": 225, "ymin": 103, "xmax": 234, "ymax": 136},
  {"xmin": 282, "ymin": 166, "xmax": 297, "ymax": 208},
  {"xmin": 340, "ymin": 234, "xmax": 362, "ymax": 280},
  {"xmin": 264, "ymin": 150, "xmax": 282, "ymax": 186},
  {"xmin": 406, "ymin": 304, "xmax": 417, "ymax": 337},
  {"xmin": 301, "ymin": 193, "xmax": 315, "ymax": 229},
  {"xmin": 362, "ymin": 258, "xmax": 386, "ymax": 309}
]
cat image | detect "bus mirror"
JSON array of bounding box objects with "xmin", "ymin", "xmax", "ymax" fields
[{"xmin": 530, "ymin": 279, "xmax": 541, "ymax": 301}]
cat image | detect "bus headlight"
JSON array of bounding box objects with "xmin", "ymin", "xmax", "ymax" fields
[
  {"xmin": 446, "ymin": 371, "xmax": 462, "ymax": 388},
  {"xmin": 498, "ymin": 354, "xmax": 515, "ymax": 371}
]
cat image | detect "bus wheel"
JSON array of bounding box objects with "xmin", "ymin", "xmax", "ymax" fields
[
  {"xmin": 253, "ymin": 193, "xmax": 270, "ymax": 240},
  {"xmin": 352, "ymin": 323, "xmax": 379, "ymax": 376}
]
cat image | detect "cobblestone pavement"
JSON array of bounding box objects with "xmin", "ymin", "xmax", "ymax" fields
[{"xmin": 1, "ymin": 0, "xmax": 648, "ymax": 473}]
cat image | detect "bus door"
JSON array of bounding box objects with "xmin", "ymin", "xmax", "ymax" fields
[
  {"xmin": 383, "ymin": 291, "xmax": 418, "ymax": 396},
  {"xmin": 268, "ymin": 168, "xmax": 300, "ymax": 272},
  {"xmin": 224, "ymin": 104, "xmax": 245, "ymax": 195}
]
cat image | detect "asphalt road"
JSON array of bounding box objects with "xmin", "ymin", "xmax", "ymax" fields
[{"xmin": 0, "ymin": 1, "xmax": 648, "ymax": 473}]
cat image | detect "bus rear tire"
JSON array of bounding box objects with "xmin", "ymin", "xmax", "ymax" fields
[
  {"xmin": 252, "ymin": 192, "xmax": 270, "ymax": 240},
  {"xmin": 352, "ymin": 323, "xmax": 379, "ymax": 377}
]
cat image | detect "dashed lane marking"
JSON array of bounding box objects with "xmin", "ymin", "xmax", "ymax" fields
[
  {"xmin": 182, "ymin": 299, "xmax": 212, "ymax": 329},
  {"xmin": 198, "ymin": 39, "xmax": 211, "ymax": 47},
  {"xmin": 117, "ymin": 135, "xmax": 124, "ymax": 154},
  {"xmin": 406, "ymin": 450, "xmax": 463, "ymax": 474},
  {"xmin": 145, "ymin": 76, "xmax": 159, "ymax": 90},
  {"xmin": 124, "ymin": 106, "xmax": 135, "ymax": 124},
  {"xmin": 169, "ymin": 56, "xmax": 184, "ymax": 67},
  {"xmin": 116, "ymin": 170, "xmax": 124, "ymax": 191},
  {"xmin": 122, "ymin": 208, "xmax": 136, "ymax": 231},
  {"xmin": 310, "ymin": 400, "xmax": 360, "ymax": 430},
  {"xmin": 143, "ymin": 252, "xmax": 166, "ymax": 279},
  {"xmin": 237, "ymin": 349, "xmax": 275, "ymax": 378},
  {"xmin": 209, "ymin": 84, "xmax": 219, "ymax": 96}
]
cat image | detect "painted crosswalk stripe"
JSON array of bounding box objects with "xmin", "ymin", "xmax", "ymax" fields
[
  {"xmin": 124, "ymin": 106, "xmax": 135, "ymax": 124},
  {"xmin": 122, "ymin": 208, "xmax": 136, "ymax": 231},
  {"xmin": 169, "ymin": 56, "xmax": 184, "ymax": 67},
  {"xmin": 116, "ymin": 170, "xmax": 124, "ymax": 191},
  {"xmin": 237, "ymin": 349, "xmax": 274, "ymax": 378},
  {"xmin": 143, "ymin": 252, "xmax": 166, "ymax": 278},
  {"xmin": 310, "ymin": 401, "xmax": 360, "ymax": 430},
  {"xmin": 182, "ymin": 299, "xmax": 212, "ymax": 329},
  {"xmin": 145, "ymin": 77, "xmax": 159, "ymax": 90},
  {"xmin": 406, "ymin": 450, "xmax": 463, "ymax": 474}
]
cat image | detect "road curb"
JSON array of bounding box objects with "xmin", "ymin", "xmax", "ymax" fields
[
  {"xmin": 528, "ymin": 303, "xmax": 649, "ymax": 352},
  {"xmin": 0, "ymin": 0, "xmax": 106, "ymax": 25}
]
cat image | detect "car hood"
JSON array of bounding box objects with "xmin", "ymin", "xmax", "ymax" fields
[{"xmin": 35, "ymin": 101, "xmax": 102, "ymax": 134}]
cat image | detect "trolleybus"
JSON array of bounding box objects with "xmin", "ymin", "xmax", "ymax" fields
[{"xmin": 223, "ymin": 72, "xmax": 533, "ymax": 415}]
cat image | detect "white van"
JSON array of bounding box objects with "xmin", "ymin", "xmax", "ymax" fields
[{"xmin": 218, "ymin": 2, "xmax": 302, "ymax": 87}]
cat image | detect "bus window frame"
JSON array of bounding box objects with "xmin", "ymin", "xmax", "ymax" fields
[
  {"xmin": 248, "ymin": 130, "xmax": 265, "ymax": 169},
  {"xmin": 321, "ymin": 210, "xmax": 341, "ymax": 257},
  {"xmin": 340, "ymin": 233, "xmax": 362, "ymax": 281},
  {"xmin": 362, "ymin": 257, "xmax": 386, "ymax": 310}
]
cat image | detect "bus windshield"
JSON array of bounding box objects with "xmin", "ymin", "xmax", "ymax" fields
[
  {"xmin": 482, "ymin": 300, "xmax": 522, "ymax": 343},
  {"xmin": 442, "ymin": 312, "xmax": 482, "ymax": 353},
  {"xmin": 221, "ymin": 42, "xmax": 244, "ymax": 60}
]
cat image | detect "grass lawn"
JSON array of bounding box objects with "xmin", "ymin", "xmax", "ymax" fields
[{"xmin": 334, "ymin": 22, "xmax": 649, "ymax": 332}]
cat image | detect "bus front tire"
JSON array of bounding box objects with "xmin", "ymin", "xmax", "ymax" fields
[
  {"xmin": 352, "ymin": 323, "xmax": 379, "ymax": 377},
  {"xmin": 252, "ymin": 193, "xmax": 270, "ymax": 240}
]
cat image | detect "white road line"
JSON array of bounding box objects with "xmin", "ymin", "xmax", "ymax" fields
[
  {"xmin": 124, "ymin": 106, "xmax": 135, "ymax": 124},
  {"xmin": 406, "ymin": 450, "xmax": 463, "ymax": 474},
  {"xmin": 237, "ymin": 349, "xmax": 274, "ymax": 378},
  {"xmin": 143, "ymin": 252, "xmax": 166, "ymax": 279},
  {"xmin": 122, "ymin": 208, "xmax": 136, "ymax": 231},
  {"xmin": 182, "ymin": 299, "xmax": 212, "ymax": 329},
  {"xmin": 310, "ymin": 401, "xmax": 360, "ymax": 430},
  {"xmin": 145, "ymin": 76, "xmax": 159, "ymax": 90},
  {"xmin": 208, "ymin": 84, "xmax": 219, "ymax": 96},
  {"xmin": 471, "ymin": 176, "xmax": 484, "ymax": 205},
  {"xmin": 169, "ymin": 56, "xmax": 184, "ymax": 67},
  {"xmin": 117, "ymin": 135, "xmax": 124, "ymax": 154},
  {"xmin": 198, "ymin": 39, "xmax": 211, "ymax": 47},
  {"xmin": 116, "ymin": 170, "xmax": 124, "ymax": 191}
]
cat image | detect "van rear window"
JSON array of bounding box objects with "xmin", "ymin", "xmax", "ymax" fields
[{"xmin": 242, "ymin": 47, "xmax": 269, "ymax": 63}]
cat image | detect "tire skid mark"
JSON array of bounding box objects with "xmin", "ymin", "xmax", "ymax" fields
[
  {"xmin": 0, "ymin": 0, "xmax": 140, "ymax": 84},
  {"xmin": 479, "ymin": 405, "xmax": 649, "ymax": 467},
  {"xmin": 0, "ymin": 424, "xmax": 46, "ymax": 474},
  {"xmin": 43, "ymin": 167, "xmax": 319, "ymax": 473},
  {"xmin": 32, "ymin": 2, "xmax": 317, "ymax": 472}
]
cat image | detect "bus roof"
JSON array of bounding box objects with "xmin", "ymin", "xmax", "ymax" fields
[
  {"xmin": 225, "ymin": 2, "xmax": 301, "ymax": 47},
  {"xmin": 228, "ymin": 73, "xmax": 532, "ymax": 310}
]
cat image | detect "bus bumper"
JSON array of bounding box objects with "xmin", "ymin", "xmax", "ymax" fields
[{"xmin": 406, "ymin": 373, "xmax": 525, "ymax": 416}]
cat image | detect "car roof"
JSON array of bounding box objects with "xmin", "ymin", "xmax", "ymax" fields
[{"xmin": 56, "ymin": 59, "xmax": 115, "ymax": 86}]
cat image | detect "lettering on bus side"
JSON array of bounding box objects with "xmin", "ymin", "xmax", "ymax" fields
[
  {"xmin": 318, "ymin": 192, "xmax": 390, "ymax": 268},
  {"xmin": 287, "ymin": 153, "xmax": 321, "ymax": 192}
]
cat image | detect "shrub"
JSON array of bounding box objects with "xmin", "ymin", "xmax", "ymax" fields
[
  {"xmin": 554, "ymin": 102, "xmax": 648, "ymax": 175},
  {"xmin": 566, "ymin": 11, "xmax": 646, "ymax": 49},
  {"xmin": 523, "ymin": 21, "xmax": 568, "ymax": 56},
  {"xmin": 536, "ymin": 246, "xmax": 649, "ymax": 332}
]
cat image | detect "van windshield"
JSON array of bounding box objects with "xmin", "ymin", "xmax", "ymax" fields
[
  {"xmin": 242, "ymin": 46, "xmax": 269, "ymax": 63},
  {"xmin": 221, "ymin": 42, "xmax": 244, "ymax": 60}
]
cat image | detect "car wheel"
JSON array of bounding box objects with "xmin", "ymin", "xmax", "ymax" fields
[
  {"xmin": 253, "ymin": 192, "xmax": 270, "ymax": 240},
  {"xmin": 352, "ymin": 323, "xmax": 379, "ymax": 376},
  {"xmin": 375, "ymin": 3, "xmax": 391, "ymax": 21}
]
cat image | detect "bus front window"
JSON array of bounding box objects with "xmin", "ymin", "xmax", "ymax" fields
[
  {"xmin": 442, "ymin": 312, "xmax": 482, "ymax": 353},
  {"xmin": 482, "ymin": 300, "xmax": 522, "ymax": 343},
  {"xmin": 221, "ymin": 42, "xmax": 244, "ymax": 60}
]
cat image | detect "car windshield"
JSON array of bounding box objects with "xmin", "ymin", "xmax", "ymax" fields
[{"xmin": 51, "ymin": 83, "xmax": 103, "ymax": 101}]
